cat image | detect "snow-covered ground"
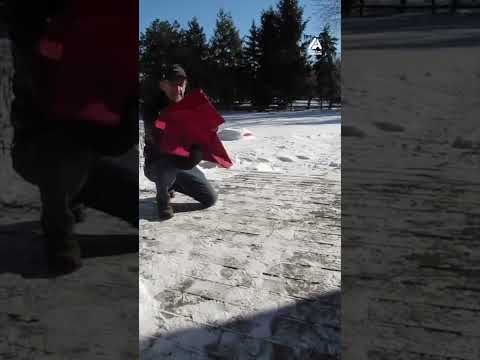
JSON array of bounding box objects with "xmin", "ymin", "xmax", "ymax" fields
[
  {"xmin": 139, "ymin": 108, "xmax": 341, "ymax": 189},
  {"xmin": 342, "ymin": 13, "xmax": 480, "ymax": 360},
  {"xmin": 139, "ymin": 108, "xmax": 341, "ymax": 358}
]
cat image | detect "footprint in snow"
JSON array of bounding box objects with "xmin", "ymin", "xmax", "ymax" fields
[
  {"xmin": 452, "ymin": 136, "xmax": 473, "ymax": 149},
  {"xmin": 296, "ymin": 155, "xmax": 310, "ymax": 160},
  {"xmin": 277, "ymin": 156, "xmax": 295, "ymax": 162},
  {"xmin": 342, "ymin": 125, "xmax": 366, "ymax": 138},
  {"xmin": 373, "ymin": 121, "xmax": 405, "ymax": 132}
]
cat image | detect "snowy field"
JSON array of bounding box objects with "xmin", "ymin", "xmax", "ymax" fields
[
  {"xmin": 139, "ymin": 108, "xmax": 341, "ymax": 359},
  {"xmin": 140, "ymin": 108, "xmax": 341, "ymax": 188},
  {"xmin": 342, "ymin": 13, "xmax": 480, "ymax": 360}
]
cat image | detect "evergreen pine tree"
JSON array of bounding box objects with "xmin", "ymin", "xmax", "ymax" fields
[
  {"xmin": 313, "ymin": 25, "xmax": 339, "ymax": 109},
  {"xmin": 275, "ymin": 0, "xmax": 308, "ymax": 107},
  {"xmin": 242, "ymin": 21, "xmax": 261, "ymax": 105},
  {"xmin": 256, "ymin": 8, "xmax": 280, "ymax": 109},
  {"xmin": 182, "ymin": 17, "xmax": 209, "ymax": 90},
  {"xmin": 333, "ymin": 57, "xmax": 341, "ymax": 105},
  {"xmin": 209, "ymin": 9, "xmax": 242, "ymax": 108},
  {"xmin": 305, "ymin": 62, "xmax": 317, "ymax": 109},
  {"xmin": 139, "ymin": 20, "xmax": 185, "ymax": 115},
  {"xmin": 139, "ymin": 20, "xmax": 184, "ymax": 80}
]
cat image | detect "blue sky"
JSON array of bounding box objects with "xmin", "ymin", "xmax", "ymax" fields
[{"xmin": 139, "ymin": 0, "xmax": 340, "ymax": 51}]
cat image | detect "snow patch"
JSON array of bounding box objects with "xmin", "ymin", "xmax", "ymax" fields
[
  {"xmin": 255, "ymin": 162, "xmax": 276, "ymax": 172},
  {"xmin": 218, "ymin": 128, "xmax": 242, "ymax": 141},
  {"xmin": 199, "ymin": 161, "xmax": 218, "ymax": 169},
  {"xmin": 218, "ymin": 128, "xmax": 255, "ymax": 141},
  {"xmin": 139, "ymin": 280, "xmax": 160, "ymax": 351}
]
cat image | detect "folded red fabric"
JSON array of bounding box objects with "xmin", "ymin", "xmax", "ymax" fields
[{"xmin": 154, "ymin": 89, "xmax": 233, "ymax": 169}]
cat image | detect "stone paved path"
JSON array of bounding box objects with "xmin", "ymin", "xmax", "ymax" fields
[
  {"xmin": 140, "ymin": 169, "xmax": 341, "ymax": 359},
  {"xmin": 0, "ymin": 206, "xmax": 138, "ymax": 359}
]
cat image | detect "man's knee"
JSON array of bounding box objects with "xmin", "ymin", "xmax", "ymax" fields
[{"xmin": 201, "ymin": 189, "xmax": 217, "ymax": 208}]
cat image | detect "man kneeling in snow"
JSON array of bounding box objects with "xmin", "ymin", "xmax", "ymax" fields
[
  {"xmin": 142, "ymin": 64, "xmax": 217, "ymax": 220},
  {"xmin": 6, "ymin": 0, "xmax": 138, "ymax": 273}
]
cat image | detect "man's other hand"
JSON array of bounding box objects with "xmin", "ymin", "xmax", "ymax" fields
[{"xmin": 188, "ymin": 144, "xmax": 203, "ymax": 167}]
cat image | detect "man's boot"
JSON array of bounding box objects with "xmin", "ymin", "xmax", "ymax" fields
[
  {"xmin": 157, "ymin": 204, "xmax": 174, "ymax": 220},
  {"xmin": 157, "ymin": 197, "xmax": 174, "ymax": 221},
  {"xmin": 47, "ymin": 237, "xmax": 82, "ymax": 275},
  {"xmin": 41, "ymin": 208, "xmax": 82, "ymax": 274}
]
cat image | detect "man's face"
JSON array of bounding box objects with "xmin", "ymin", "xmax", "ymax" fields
[{"xmin": 159, "ymin": 78, "xmax": 187, "ymax": 103}]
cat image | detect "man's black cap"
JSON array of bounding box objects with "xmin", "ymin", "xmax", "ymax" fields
[{"xmin": 162, "ymin": 64, "xmax": 187, "ymax": 81}]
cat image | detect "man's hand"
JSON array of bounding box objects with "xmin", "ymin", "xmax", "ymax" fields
[
  {"xmin": 188, "ymin": 144, "xmax": 203, "ymax": 166},
  {"xmin": 172, "ymin": 144, "xmax": 203, "ymax": 170}
]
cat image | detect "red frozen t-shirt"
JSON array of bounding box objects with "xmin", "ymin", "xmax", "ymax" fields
[{"xmin": 154, "ymin": 89, "xmax": 233, "ymax": 169}]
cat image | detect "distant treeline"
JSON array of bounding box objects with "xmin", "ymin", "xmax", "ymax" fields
[{"xmin": 140, "ymin": 0, "xmax": 340, "ymax": 111}]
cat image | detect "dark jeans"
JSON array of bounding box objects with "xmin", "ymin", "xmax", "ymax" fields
[
  {"xmin": 144, "ymin": 157, "xmax": 217, "ymax": 209},
  {"xmin": 12, "ymin": 130, "xmax": 139, "ymax": 238}
]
